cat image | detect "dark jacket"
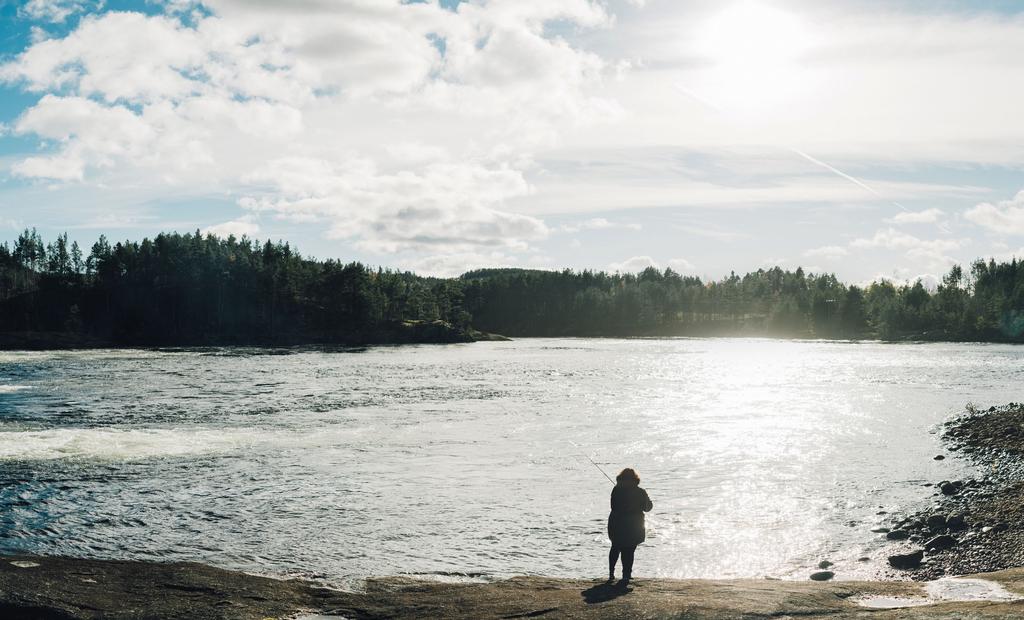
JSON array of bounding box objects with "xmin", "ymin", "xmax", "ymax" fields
[{"xmin": 607, "ymin": 483, "xmax": 653, "ymax": 547}]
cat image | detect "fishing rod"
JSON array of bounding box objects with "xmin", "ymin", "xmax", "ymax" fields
[
  {"xmin": 568, "ymin": 440, "xmax": 614, "ymax": 485},
  {"xmin": 587, "ymin": 454, "xmax": 615, "ymax": 485}
]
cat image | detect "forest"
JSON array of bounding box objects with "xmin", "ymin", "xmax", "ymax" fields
[{"xmin": 1, "ymin": 228, "xmax": 1023, "ymax": 347}]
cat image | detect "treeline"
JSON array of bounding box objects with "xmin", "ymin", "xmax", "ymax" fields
[
  {"xmin": 1, "ymin": 228, "xmax": 1023, "ymax": 346},
  {"xmin": 461, "ymin": 262, "xmax": 1024, "ymax": 341},
  {"xmin": 0, "ymin": 229, "xmax": 470, "ymax": 347}
]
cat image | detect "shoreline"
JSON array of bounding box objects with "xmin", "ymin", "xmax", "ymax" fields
[
  {"xmin": 2, "ymin": 554, "xmax": 1024, "ymax": 619},
  {"xmin": 0, "ymin": 323, "xmax": 510, "ymax": 351},
  {"xmin": 3, "ymin": 331, "xmax": 1024, "ymax": 352},
  {"xmin": 876, "ymin": 402, "xmax": 1024, "ymax": 580}
]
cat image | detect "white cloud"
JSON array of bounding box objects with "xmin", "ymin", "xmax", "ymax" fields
[
  {"xmin": 850, "ymin": 228, "xmax": 965, "ymax": 271},
  {"xmin": 399, "ymin": 251, "xmax": 521, "ymax": 278},
  {"xmin": 667, "ymin": 257, "xmax": 695, "ymax": 272},
  {"xmin": 203, "ymin": 215, "xmax": 260, "ymax": 239},
  {"xmin": 965, "ymin": 190, "xmax": 1024, "ymax": 235},
  {"xmin": 608, "ymin": 255, "xmax": 658, "ymax": 273},
  {"xmin": 240, "ymin": 156, "xmax": 548, "ymax": 254},
  {"xmin": 849, "ymin": 228, "xmax": 962, "ymax": 253},
  {"xmin": 802, "ymin": 245, "xmax": 848, "ymax": 260},
  {"xmin": 20, "ymin": 0, "xmax": 99, "ymax": 23},
  {"xmin": 560, "ymin": 217, "xmax": 641, "ymax": 232},
  {"xmin": 1, "ymin": 1, "xmax": 616, "ymax": 264},
  {"xmin": 885, "ymin": 208, "xmax": 944, "ymax": 224}
]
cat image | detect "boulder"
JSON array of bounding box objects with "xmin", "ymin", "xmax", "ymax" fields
[
  {"xmin": 886, "ymin": 529, "xmax": 910, "ymax": 540},
  {"xmin": 926, "ymin": 514, "xmax": 947, "ymax": 531},
  {"xmin": 946, "ymin": 514, "xmax": 967, "ymax": 530},
  {"xmin": 924, "ymin": 535, "xmax": 956, "ymax": 551},
  {"xmin": 939, "ymin": 481, "xmax": 962, "ymax": 496},
  {"xmin": 809, "ymin": 571, "xmax": 834, "ymax": 581},
  {"xmin": 888, "ymin": 550, "xmax": 924, "ymax": 570}
]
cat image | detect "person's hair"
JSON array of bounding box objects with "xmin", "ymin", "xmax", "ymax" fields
[{"xmin": 616, "ymin": 468, "xmax": 640, "ymax": 485}]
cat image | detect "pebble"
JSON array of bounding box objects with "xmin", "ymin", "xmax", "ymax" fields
[
  {"xmin": 817, "ymin": 560, "xmax": 832, "ymax": 569},
  {"xmin": 809, "ymin": 571, "xmax": 834, "ymax": 581}
]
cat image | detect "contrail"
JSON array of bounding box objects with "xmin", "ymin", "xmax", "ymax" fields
[
  {"xmin": 786, "ymin": 147, "xmax": 909, "ymax": 212},
  {"xmin": 674, "ymin": 82, "xmax": 936, "ymax": 223}
]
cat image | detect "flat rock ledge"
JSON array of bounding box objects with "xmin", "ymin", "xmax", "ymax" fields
[{"xmin": 5, "ymin": 555, "xmax": 1024, "ymax": 619}]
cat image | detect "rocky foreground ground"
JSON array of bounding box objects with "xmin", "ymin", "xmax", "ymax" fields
[{"xmin": 4, "ymin": 553, "xmax": 1024, "ymax": 619}]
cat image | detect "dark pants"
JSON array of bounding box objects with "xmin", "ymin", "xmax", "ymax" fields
[{"xmin": 608, "ymin": 544, "xmax": 636, "ymax": 579}]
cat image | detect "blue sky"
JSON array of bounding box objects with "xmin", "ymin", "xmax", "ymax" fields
[{"xmin": 1, "ymin": 0, "xmax": 1023, "ymax": 282}]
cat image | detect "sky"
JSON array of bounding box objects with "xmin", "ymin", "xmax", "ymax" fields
[{"xmin": 0, "ymin": 0, "xmax": 1023, "ymax": 283}]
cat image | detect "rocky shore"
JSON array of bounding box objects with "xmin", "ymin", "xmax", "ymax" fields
[
  {"xmin": 4, "ymin": 554, "xmax": 1024, "ymax": 619},
  {"xmin": 876, "ymin": 403, "xmax": 1024, "ymax": 580}
]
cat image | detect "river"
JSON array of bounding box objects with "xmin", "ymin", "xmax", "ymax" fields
[{"xmin": 0, "ymin": 338, "xmax": 1020, "ymax": 583}]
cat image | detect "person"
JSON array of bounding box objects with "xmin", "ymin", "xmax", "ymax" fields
[{"xmin": 607, "ymin": 467, "xmax": 653, "ymax": 585}]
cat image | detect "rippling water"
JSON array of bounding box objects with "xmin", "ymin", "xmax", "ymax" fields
[{"xmin": 0, "ymin": 339, "xmax": 1020, "ymax": 583}]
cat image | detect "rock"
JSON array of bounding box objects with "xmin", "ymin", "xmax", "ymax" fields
[
  {"xmin": 926, "ymin": 514, "xmax": 947, "ymax": 531},
  {"xmin": 809, "ymin": 571, "xmax": 834, "ymax": 581},
  {"xmin": 925, "ymin": 535, "xmax": 956, "ymax": 551},
  {"xmin": 982, "ymin": 526, "xmax": 994, "ymax": 533},
  {"xmin": 857, "ymin": 557, "xmax": 870, "ymax": 562},
  {"xmin": 871, "ymin": 527, "xmax": 890, "ymax": 533},
  {"xmin": 994, "ymin": 522, "xmax": 1010, "ymax": 532},
  {"xmin": 886, "ymin": 529, "xmax": 910, "ymax": 540},
  {"xmin": 939, "ymin": 481, "xmax": 962, "ymax": 496},
  {"xmin": 817, "ymin": 560, "xmax": 833, "ymax": 569},
  {"xmin": 947, "ymin": 514, "xmax": 967, "ymax": 530},
  {"xmin": 888, "ymin": 550, "xmax": 924, "ymax": 570},
  {"xmin": 934, "ymin": 454, "xmax": 945, "ymax": 460}
]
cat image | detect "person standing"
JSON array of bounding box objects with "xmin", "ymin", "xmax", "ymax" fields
[{"xmin": 607, "ymin": 467, "xmax": 653, "ymax": 585}]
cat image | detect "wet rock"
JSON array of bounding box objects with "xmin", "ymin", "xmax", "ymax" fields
[
  {"xmin": 886, "ymin": 529, "xmax": 910, "ymax": 540},
  {"xmin": 994, "ymin": 522, "xmax": 1010, "ymax": 532},
  {"xmin": 888, "ymin": 550, "xmax": 924, "ymax": 570},
  {"xmin": 809, "ymin": 571, "xmax": 834, "ymax": 581},
  {"xmin": 925, "ymin": 535, "xmax": 957, "ymax": 551},
  {"xmin": 939, "ymin": 481, "xmax": 963, "ymax": 496},
  {"xmin": 926, "ymin": 514, "xmax": 947, "ymax": 531},
  {"xmin": 934, "ymin": 454, "xmax": 945, "ymax": 460},
  {"xmin": 871, "ymin": 527, "xmax": 890, "ymax": 533},
  {"xmin": 817, "ymin": 560, "xmax": 833, "ymax": 569},
  {"xmin": 947, "ymin": 514, "xmax": 967, "ymax": 530}
]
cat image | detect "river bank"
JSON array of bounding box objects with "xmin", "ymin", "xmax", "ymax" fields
[
  {"xmin": 0, "ymin": 321, "xmax": 509, "ymax": 350},
  {"xmin": 874, "ymin": 403, "xmax": 1024, "ymax": 580},
  {"xmin": 3, "ymin": 554, "xmax": 1024, "ymax": 619}
]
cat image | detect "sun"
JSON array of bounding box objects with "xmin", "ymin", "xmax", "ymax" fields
[
  {"xmin": 693, "ymin": 2, "xmax": 812, "ymax": 113},
  {"xmin": 698, "ymin": 2, "xmax": 809, "ymax": 67}
]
